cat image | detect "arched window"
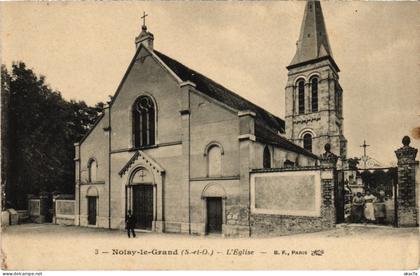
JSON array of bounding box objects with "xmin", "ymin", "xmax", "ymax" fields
[
  {"xmin": 263, "ymin": 146, "xmax": 271, "ymax": 169},
  {"xmin": 298, "ymin": 80, "xmax": 305, "ymax": 114},
  {"xmin": 208, "ymin": 145, "xmax": 222, "ymax": 177},
  {"xmin": 303, "ymin": 133, "xmax": 313, "ymax": 152},
  {"xmin": 88, "ymin": 159, "xmax": 97, "ymax": 183},
  {"xmin": 311, "ymin": 78, "xmax": 318, "ymax": 112},
  {"xmin": 133, "ymin": 96, "xmax": 155, "ymax": 148}
]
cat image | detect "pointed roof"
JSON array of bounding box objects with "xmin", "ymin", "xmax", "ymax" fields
[
  {"xmin": 154, "ymin": 50, "xmax": 286, "ymax": 134},
  {"xmin": 288, "ymin": 1, "xmax": 338, "ymax": 70}
]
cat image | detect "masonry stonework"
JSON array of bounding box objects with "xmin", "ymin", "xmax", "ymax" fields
[
  {"xmin": 284, "ymin": 1, "xmax": 347, "ymax": 158},
  {"xmin": 249, "ymin": 146, "xmax": 337, "ymax": 236},
  {"xmin": 73, "ymin": 1, "xmax": 346, "ymax": 237},
  {"xmin": 395, "ymin": 136, "xmax": 418, "ymax": 227}
]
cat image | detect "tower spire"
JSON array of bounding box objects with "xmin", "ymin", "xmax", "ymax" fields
[
  {"xmin": 284, "ymin": 0, "xmax": 346, "ymax": 158},
  {"xmin": 288, "ymin": 1, "xmax": 334, "ymax": 69}
]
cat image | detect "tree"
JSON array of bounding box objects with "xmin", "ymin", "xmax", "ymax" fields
[
  {"xmin": 347, "ymin": 157, "xmax": 360, "ymax": 170},
  {"xmin": 1, "ymin": 65, "xmax": 11, "ymax": 210},
  {"xmin": 2, "ymin": 62, "xmax": 103, "ymax": 209}
]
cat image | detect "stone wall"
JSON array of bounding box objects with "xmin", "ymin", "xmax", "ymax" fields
[
  {"xmin": 284, "ymin": 59, "xmax": 346, "ymax": 159},
  {"xmin": 28, "ymin": 196, "xmax": 52, "ymax": 223},
  {"xmin": 224, "ymin": 205, "xmax": 250, "ymax": 237},
  {"xmin": 397, "ymin": 165, "xmax": 417, "ymax": 226},
  {"xmin": 77, "ymin": 108, "xmax": 110, "ymax": 229},
  {"xmin": 249, "ymin": 168, "xmax": 335, "ymax": 236},
  {"xmin": 16, "ymin": 210, "xmax": 29, "ymax": 224},
  {"xmin": 55, "ymin": 199, "xmax": 75, "ymax": 226},
  {"xmin": 395, "ymin": 136, "xmax": 418, "ymax": 227},
  {"xmin": 28, "ymin": 199, "xmax": 42, "ymax": 223}
]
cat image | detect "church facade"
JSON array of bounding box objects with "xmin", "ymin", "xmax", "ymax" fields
[{"xmin": 74, "ymin": 1, "xmax": 346, "ymax": 236}]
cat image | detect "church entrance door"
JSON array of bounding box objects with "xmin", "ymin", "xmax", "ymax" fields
[
  {"xmin": 132, "ymin": 185, "xmax": 153, "ymax": 230},
  {"xmin": 87, "ymin": 196, "xmax": 97, "ymax": 225},
  {"xmin": 207, "ymin": 197, "xmax": 222, "ymax": 233}
]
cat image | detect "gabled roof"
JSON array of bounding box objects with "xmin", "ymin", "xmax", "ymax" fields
[
  {"xmin": 154, "ymin": 50, "xmax": 285, "ymax": 134},
  {"xmin": 155, "ymin": 50, "xmax": 316, "ymax": 159},
  {"xmin": 78, "ymin": 112, "xmax": 105, "ymax": 144},
  {"xmin": 288, "ymin": 1, "xmax": 338, "ymax": 71},
  {"xmin": 254, "ymin": 120, "xmax": 318, "ymax": 158},
  {"xmin": 79, "ymin": 43, "xmax": 315, "ymax": 159}
]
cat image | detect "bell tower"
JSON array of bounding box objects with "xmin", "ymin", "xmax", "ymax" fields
[
  {"xmin": 135, "ymin": 12, "xmax": 154, "ymax": 50},
  {"xmin": 285, "ymin": 0, "xmax": 347, "ymax": 158}
]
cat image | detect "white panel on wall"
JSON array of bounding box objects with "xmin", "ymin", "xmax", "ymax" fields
[{"xmin": 250, "ymin": 170, "xmax": 321, "ymax": 217}]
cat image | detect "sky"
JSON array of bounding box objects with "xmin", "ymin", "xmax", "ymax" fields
[{"xmin": 1, "ymin": 1, "xmax": 419, "ymax": 164}]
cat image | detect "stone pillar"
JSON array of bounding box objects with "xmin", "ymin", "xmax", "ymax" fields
[
  {"xmin": 394, "ymin": 136, "xmax": 418, "ymax": 227},
  {"xmin": 319, "ymin": 144, "xmax": 338, "ymax": 227},
  {"xmin": 284, "ymin": 82, "xmax": 294, "ymax": 141},
  {"xmin": 179, "ymin": 81, "xmax": 194, "ymax": 234},
  {"xmin": 39, "ymin": 193, "xmax": 50, "ymax": 223},
  {"xmin": 154, "ymin": 173, "xmax": 164, "ymax": 232},
  {"xmin": 74, "ymin": 142, "xmax": 81, "ymax": 226},
  {"xmin": 223, "ymin": 111, "xmax": 256, "ymax": 237},
  {"xmin": 319, "ymin": 144, "xmax": 338, "ymax": 168}
]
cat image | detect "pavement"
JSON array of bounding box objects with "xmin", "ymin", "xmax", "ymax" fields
[{"xmin": 1, "ymin": 223, "xmax": 419, "ymax": 270}]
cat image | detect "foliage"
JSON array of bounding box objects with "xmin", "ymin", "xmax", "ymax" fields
[
  {"xmin": 360, "ymin": 169, "xmax": 397, "ymax": 197},
  {"xmin": 2, "ymin": 62, "xmax": 104, "ymax": 209},
  {"xmin": 347, "ymin": 157, "xmax": 360, "ymax": 170}
]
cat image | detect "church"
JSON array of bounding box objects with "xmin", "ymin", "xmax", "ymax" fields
[{"xmin": 74, "ymin": 1, "xmax": 347, "ymax": 236}]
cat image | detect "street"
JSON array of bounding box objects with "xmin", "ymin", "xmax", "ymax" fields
[{"xmin": 1, "ymin": 223, "xmax": 418, "ymax": 270}]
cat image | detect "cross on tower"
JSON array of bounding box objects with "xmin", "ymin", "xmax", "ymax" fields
[
  {"xmin": 141, "ymin": 11, "xmax": 148, "ymax": 27},
  {"xmin": 360, "ymin": 140, "xmax": 370, "ymax": 168}
]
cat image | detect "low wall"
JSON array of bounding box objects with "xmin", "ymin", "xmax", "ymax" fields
[
  {"xmin": 16, "ymin": 210, "xmax": 29, "ymax": 224},
  {"xmin": 55, "ymin": 199, "xmax": 75, "ymax": 225},
  {"xmin": 1, "ymin": 211, "xmax": 10, "ymax": 227},
  {"xmin": 28, "ymin": 199, "xmax": 44, "ymax": 223},
  {"xmin": 249, "ymin": 168, "xmax": 336, "ymax": 236}
]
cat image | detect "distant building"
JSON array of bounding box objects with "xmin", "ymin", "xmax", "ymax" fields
[{"xmin": 360, "ymin": 155, "xmax": 385, "ymax": 169}]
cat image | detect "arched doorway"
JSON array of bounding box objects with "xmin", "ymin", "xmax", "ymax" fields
[
  {"xmin": 127, "ymin": 167, "xmax": 155, "ymax": 230},
  {"xmin": 120, "ymin": 150, "xmax": 165, "ymax": 232},
  {"xmin": 86, "ymin": 186, "xmax": 99, "ymax": 226},
  {"xmin": 202, "ymin": 183, "xmax": 227, "ymax": 234}
]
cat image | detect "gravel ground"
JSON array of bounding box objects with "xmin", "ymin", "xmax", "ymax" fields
[{"xmin": 1, "ymin": 223, "xmax": 418, "ymax": 270}]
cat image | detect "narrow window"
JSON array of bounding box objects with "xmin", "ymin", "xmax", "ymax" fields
[
  {"xmin": 311, "ymin": 78, "xmax": 318, "ymax": 112},
  {"xmin": 133, "ymin": 96, "xmax": 155, "ymax": 147},
  {"xmin": 336, "ymin": 89, "xmax": 342, "ymax": 117},
  {"xmin": 263, "ymin": 146, "xmax": 271, "ymax": 169},
  {"xmin": 208, "ymin": 145, "xmax": 222, "ymax": 177},
  {"xmin": 298, "ymin": 80, "xmax": 305, "ymax": 114},
  {"xmin": 335, "ymin": 89, "xmax": 339, "ymax": 114},
  {"xmin": 339, "ymin": 92, "xmax": 343, "ymax": 117},
  {"xmin": 335, "ymin": 81, "xmax": 342, "ymax": 117},
  {"xmin": 88, "ymin": 159, "xmax": 97, "ymax": 183},
  {"xmin": 303, "ymin": 133, "xmax": 313, "ymax": 152}
]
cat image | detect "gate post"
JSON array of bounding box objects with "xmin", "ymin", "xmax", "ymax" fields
[
  {"xmin": 319, "ymin": 144, "xmax": 338, "ymax": 227},
  {"xmin": 394, "ymin": 136, "xmax": 418, "ymax": 227}
]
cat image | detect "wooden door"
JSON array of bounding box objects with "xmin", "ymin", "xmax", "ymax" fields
[
  {"xmin": 87, "ymin": 196, "xmax": 97, "ymax": 225},
  {"xmin": 133, "ymin": 185, "xmax": 153, "ymax": 230},
  {"xmin": 207, "ymin": 197, "xmax": 223, "ymax": 233}
]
